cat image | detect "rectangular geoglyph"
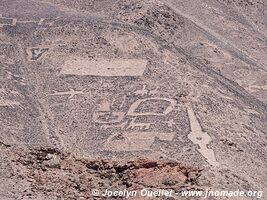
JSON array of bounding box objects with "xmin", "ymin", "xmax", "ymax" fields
[{"xmin": 60, "ymin": 58, "xmax": 147, "ymax": 76}]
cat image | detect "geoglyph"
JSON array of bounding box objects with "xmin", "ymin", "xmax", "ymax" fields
[
  {"xmin": 60, "ymin": 58, "xmax": 147, "ymax": 76},
  {"xmin": 103, "ymin": 132, "xmax": 175, "ymax": 151},
  {"xmin": 92, "ymin": 90, "xmax": 178, "ymax": 152},
  {"xmin": 186, "ymin": 104, "xmax": 219, "ymax": 166}
]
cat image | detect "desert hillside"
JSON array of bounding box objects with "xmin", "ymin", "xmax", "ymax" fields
[{"xmin": 0, "ymin": 0, "xmax": 266, "ymax": 199}]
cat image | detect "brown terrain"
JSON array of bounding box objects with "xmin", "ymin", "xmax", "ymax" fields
[{"xmin": 0, "ymin": 0, "xmax": 266, "ymax": 199}]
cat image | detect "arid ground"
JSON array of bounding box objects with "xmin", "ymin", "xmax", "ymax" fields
[{"xmin": 0, "ymin": 0, "xmax": 266, "ymax": 199}]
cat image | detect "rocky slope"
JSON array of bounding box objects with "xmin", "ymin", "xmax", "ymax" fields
[{"xmin": 0, "ymin": 0, "xmax": 266, "ymax": 199}]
